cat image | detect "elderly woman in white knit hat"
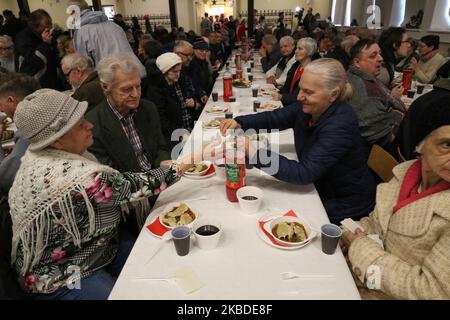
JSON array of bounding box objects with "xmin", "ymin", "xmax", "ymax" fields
[
  {"xmin": 146, "ymin": 52, "xmax": 196, "ymax": 147},
  {"xmin": 341, "ymin": 99, "xmax": 450, "ymax": 300},
  {"xmin": 9, "ymin": 89, "xmax": 198, "ymax": 300}
]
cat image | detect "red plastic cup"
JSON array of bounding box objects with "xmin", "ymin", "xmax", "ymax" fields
[{"xmin": 402, "ymin": 69, "xmax": 414, "ymax": 95}]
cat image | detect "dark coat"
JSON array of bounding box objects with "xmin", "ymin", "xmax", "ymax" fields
[
  {"xmin": 145, "ymin": 65, "xmax": 196, "ymax": 147},
  {"xmin": 189, "ymin": 56, "xmax": 213, "ymax": 99},
  {"xmin": 393, "ymin": 79, "xmax": 450, "ymax": 161},
  {"xmin": 325, "ymin": 46, "xmax": 351, "ymax": 70},
  {"xmin": 235, "ymin": 101, "xmax": 376, "ymax": 222},
  {"xmin": 86, "ymin": 98, "xmax": 171, "ymax": 172},
  {"xmin": 15, "ymin": 27, "xmax": 58, "ymax": 89},
  {"xmin": 279, "ymin": 61, "xmax": 301, "ymax": 106},
  {"xmin": 261, "ymin": 45, "xmax": 282, "ymax": 73},
  {"xmin": 72, "ymin": 71, "xmax": 104, "ymax": 113}
]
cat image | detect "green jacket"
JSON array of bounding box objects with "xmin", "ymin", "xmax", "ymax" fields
[
  {"xmin": 72, "ymin": 71, "xmax": 104, "ymax": 113},
  {"xmin": 86, "ymin": 98, "xmax": 171, "ymax": 172}
]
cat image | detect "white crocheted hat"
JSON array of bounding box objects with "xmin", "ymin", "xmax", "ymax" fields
[
  {"xmin": 156, "ymin": 52, "xmax": 182, "ymax": 74},
  {"xmin": 14, "ymin": 89, "xmax": 88, "ymax": 151}
]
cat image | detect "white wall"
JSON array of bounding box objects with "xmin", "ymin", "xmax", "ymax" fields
[
  {"xmin": 120, "ymin": 0, "xmax": 169, "ymax": 16},
  {"xmin": 236, "ymin": 0, "xmax": 331, "ymax": 21},
  {"xmin": 349, "ymin": 0, "xmax": 366, "ymax": 26},
  {"xmin": 430, "ymin": 0, "xmax": 450, "ymax": 31},
  {"xmin": 176, "ymin": 0, "xmax": 195, "ymax": 31},
  {"xmin": 0, "ymin": 0, "xmax": 19, "ymax": 15}
]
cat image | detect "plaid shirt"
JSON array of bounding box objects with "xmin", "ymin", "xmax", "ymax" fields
[
  {"xmin": 107, "ymin": 99, "xmax": 152, "ymax": 171},
  {"xmin": 170, "ymin": 82, "xmax": 194, "ymax": 132}
]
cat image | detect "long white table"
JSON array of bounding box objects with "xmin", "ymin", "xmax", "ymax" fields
[{"xmin": 109, "ymin": 57, "xmax": 361, "ymax": 300}]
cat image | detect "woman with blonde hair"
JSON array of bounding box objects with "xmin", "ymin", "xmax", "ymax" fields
[
  {"xmin": 56, "ymin": 33, "xmax": 75, "ymax": 58},
  {"xmin": 219, "ymin": 59, "xmax": 375, "ymax": 223}
]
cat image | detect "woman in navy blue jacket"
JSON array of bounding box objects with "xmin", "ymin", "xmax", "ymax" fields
[{"xmin": 220, "ymin": 59, "xmax": 375, "ymax": 223}]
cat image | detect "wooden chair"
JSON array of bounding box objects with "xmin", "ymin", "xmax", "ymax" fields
[{"xmin": 368, "ymin": 145, "xmax": 399, "ymax": 183}]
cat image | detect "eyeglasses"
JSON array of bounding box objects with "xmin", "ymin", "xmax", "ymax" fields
[
  {"xmin": 176, "ymin": 51, "xmax": 194, "ymax": 59},
  {"xmin": 63, "ymin": 68, "xmax": 75, "ymax": 77},
  {"xmin": 0, "ymin": 46, "xmax": 13, "ymax": 51}
]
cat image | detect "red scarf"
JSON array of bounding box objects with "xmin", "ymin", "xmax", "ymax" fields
[
  {"xmin": 393, "ymin": 160, "xmax": 450, "ymax": 213},
  {"xmin": 290, "ymin": 66, "xmax": 304, "ymax": 93}
]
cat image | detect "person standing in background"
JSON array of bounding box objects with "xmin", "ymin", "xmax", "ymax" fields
[
  {"xmin": 200, "ymin": 13, "xmax": 212, "ymax": 37},
  {"xmin": 68, "ymin": 0, "xmax": 145, "ymax": 76},
  {"xmin": 15, "ymin": 9, "xmax": 59, "ymax": 89},
  {"xmin": 275, "ymin": 12, "xmax": 285, "ymax": 41}
]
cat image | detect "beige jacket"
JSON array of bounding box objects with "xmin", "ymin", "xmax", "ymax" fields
[
  {"xmin": 348, "ymin": 161, "xmax": 450, "ymax": 300},
  {"xmin": 414, "ymin": 53, "xmax": 447, "ymax": 84}
]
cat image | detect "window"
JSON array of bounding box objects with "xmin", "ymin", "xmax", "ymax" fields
[{"xmin": 430, "ymin": 0, "xmax": 450, "ymax": 31}]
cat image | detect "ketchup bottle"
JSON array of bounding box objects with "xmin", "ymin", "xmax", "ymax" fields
[
  {"xmin": 223, "ymin": 70, "xmax": 233, "ymax": 102},
  {"xmin": 225, "ymin": 129, "xmax": 246, "ymax": 202}
]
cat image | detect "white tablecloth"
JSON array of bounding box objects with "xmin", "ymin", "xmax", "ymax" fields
[{"xmin": 109, "ymin": 57, "xmax": 361, "ymax": 300}]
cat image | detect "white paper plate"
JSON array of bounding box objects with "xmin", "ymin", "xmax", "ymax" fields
[
  {"xmin": 257, "ymin": 101, "xmax": 282, "ymax": 112},
  {"xmin": 256, "ymin": 213, "xmax": 314, "ymax": 250},
  {"xmin": 206, "ymin": 106, "xmax": 229, "ymax": 114}
]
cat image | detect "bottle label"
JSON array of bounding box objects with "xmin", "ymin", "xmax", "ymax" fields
[{"xmin": 226, "ymin": 164, "xmax": 245, "ymax": 189}]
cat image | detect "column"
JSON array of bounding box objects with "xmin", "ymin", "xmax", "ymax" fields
[
  {"xmin": 92, "ymin": 0, "xmax": 102, "ymax": 12},
  {"xmin": 169, "ymin": 0, "xmax": 178, "ymax": 28},
  {"xmin": 248, "ymin": 0, "xmax": 254, "ymax": 37},
  {"xmin": 16, "ymin": 0, "xmax": 30, "ymax": 14}
]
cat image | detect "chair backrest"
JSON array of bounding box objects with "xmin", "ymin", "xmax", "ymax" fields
[{"xmin": 368, "ymin": 145, "xmax": 399, "ymax": 182}]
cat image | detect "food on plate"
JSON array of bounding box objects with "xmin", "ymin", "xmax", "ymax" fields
[
  {"xmin": 186, "ymin": 163, "xmax": 209, "ymax": 174},
  {"xmin": 259, "ymin": 87, "xmax": 278, "ymax": 95},
  {"xmin": 233, "ymin": 79, "xmax": 252, "ymax": 88},
  {"xmin": 272, "ymin": 221, "xmax": 308, "ymax": 243},
  {"xmin": 161, "ymin": 203, "xmax": 196, "ymax": 227},
  {"xmin": 207, "ymin": 105, "xmax": 228, "ymax": 113},
  {"xmin": 1, "ymin": 129, "xmax": 14, "ymax": 142},
  {"xmin": 203, "ymin": 119, "xmax": 222, "ymax": 129},
  {"xmin": 259, "ymin": 102, "xmax": 281, "ymax": 111}
]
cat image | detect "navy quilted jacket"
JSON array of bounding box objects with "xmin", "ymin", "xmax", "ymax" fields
[{"xmin": 236, "ymin": 101, "xmax": 375, "ymax": 222}]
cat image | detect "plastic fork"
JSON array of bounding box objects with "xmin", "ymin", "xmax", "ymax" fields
[
  {"xmin": 145, "ymin": 232, "xmax": 172, "ymax": 265},
  {"xmin": 280, "ymin": 272, "xmax": 334, "ymax": 280}
]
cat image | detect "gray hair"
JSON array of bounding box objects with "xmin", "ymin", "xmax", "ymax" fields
[
  {"xmin": 97, "ymin": 53, "xmax": 143, "ymax": 89},
  {"xmin": 297, "ymin": 37, "xmax": 317, "ymax": 57},
  {"xmin": 61, "ymin": 53, "xmax": 94, "ymax": 72},
  {"xmin": 262, "ymin": 34, "xmax": 277, "ymax": 46},
  {"xmin": 279, "ymin": 36, "xmax": 295, "ymax": 47},
  {"xmin": 303, "ymin": 58, "xmax": 353, "ymax": 101},
  {"xmin": 0, "ymin": 35, "xmax": 13, "ymax": 47},
  {"xmin": 174, "ymin": 40, "xmax": 193, "ymax": 52},
  {"xmin": 67, "ymin": 0, "xmax": 89, "ymax": 11}
]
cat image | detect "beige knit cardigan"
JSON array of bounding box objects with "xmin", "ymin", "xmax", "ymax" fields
[
  {"xmin": 348, "ymin": 161, "xmax": 450, "ymax": 300},
  {"xmin": 414, "ymin": 53, "xmax": 447, "ymax": 84}
]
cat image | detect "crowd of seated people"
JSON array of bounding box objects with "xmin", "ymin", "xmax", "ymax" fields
[{"xmin": 0, "ymin": 1, "xmax": 449, "ymax": 300}]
